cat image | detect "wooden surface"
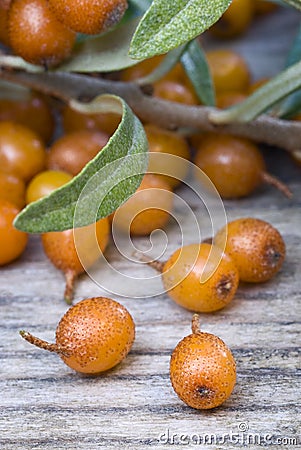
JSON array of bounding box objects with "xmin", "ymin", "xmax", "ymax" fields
[{"xmin": 1, "ymin": 7, "xmax": 301, "ymax": 450}]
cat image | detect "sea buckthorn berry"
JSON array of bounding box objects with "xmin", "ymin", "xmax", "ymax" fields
[
  {"xmin": 194, "ymin": 133, "xmax": 292, "ymax": 199},
  {"xmin": 0, "ymin": 171, "xmax": 26, "ymax": 208},
  {"xmin": 48, "ymin": 0, "xmax": 128, "ymax": 35},
  {"xmin": 161, "ymin": 243, "xmax": 239, "ymax": 313},
  {"xmin": 47, "ymin": 130, "xmax": 109, "ymax": 176},
  {"xmin": 254, "ymin": 0, "xmax": 278, "ymax": 14},
  {"xmin": 145, "ymin": 124, "xmax": 190, "ymax": 188},
  {"xmin": 20, "ymin": 297, "xmax": 135, "ymax": 375},
  {"xmin": 216, "ymin": 91, "xmax": 247, "ymax": 109},
  {"xmin": 248, "ymin": 77, "xmax": 269, "ymax": 95},
  {"xmin": 206, "ymin": 49, "xmax": 250, "ymax": 94},
  {"xmin": 0, "ymin": 5, "xmax": 10, "ymax": 46},
  {"xmin": 0, "ymin": 0, "xmax": 11, "ymax": 9},
  {"xmin": 112, "ymin": 174, "xmax": 173, "ymax": 236},
  {"xmin": 0, "ymin": 199, "xmax": 28, "ymax": 265},
  {"xmin": 8, "ymin": 0, "xmax": 76, "ymax": 67},
  {"xmin": 0, "ymin": 121, "xmax": 46, "ymax": 182},
  {"xmin": 0, "ymin": 92, "xmax": 55, "ymax": 143},
  {"xmin": 214, "ymin": 217, "xmax": 286, "ymax": 283},
  {"xmin": 210, "ymin": 0, "xmax": 254, "ymax": 38},
  {"xmin": 26, "ymin": 170, "xmax": 72, "ymax": 204},
  {"xmin": 62, "ymin": 104, "xmax": 121, "ymax": 136},
  {"xmin": 42, "ymin": 217, "xmax": 110, "ymax": 303},
  {"xmin": 153, "ymin": 80, "xmax": 199, "ymax": 106},
  {"xmin": 170, "ymin": 314, "xmax": 236, "ymax": 409}
]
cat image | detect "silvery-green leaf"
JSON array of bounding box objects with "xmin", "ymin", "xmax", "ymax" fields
[
  {"xmin": 129, "ymin": 0, "xmax": 232, "ymax": 60},
  {"xmin": 14, "ymin": 95, "xmax": 148, "ymax": 233}
]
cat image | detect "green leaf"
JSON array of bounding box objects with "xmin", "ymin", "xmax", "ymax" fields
[
  {"xmin": 58, "ymin": 19, "xmax": 140, "ymax": 73},
  {"xmin": 129, "ymin": 0, "xmax": 232, "ymax": 60},
  {"xmin": 181, "ymin": 40, "xmax": 215, "ymax": 106},
  {"xmin": 281, "ymin": 0, "xmax": 301, "ymax": 10},
  {"xmin": 209, "ymin": 59, "xmax": 301, "ymax": 124},
  {"xmin": 274, "ymin": 23, "xmax": 301, "ymax": 118},
  {"xmin": 14, "ymin": 95, "xmax": 148, "ymax": 233},
  {"xmin": 0, "ymin": 55, "xmax": 43, "ymax": 73}
]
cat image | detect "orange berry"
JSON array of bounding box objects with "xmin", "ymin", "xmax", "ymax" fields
[
  {"xmin": 42, "ymin": 218, "xmax": 110, "ymax": 303},
  {"xmin": 145, "ymin": 124, "xmax": 190, "ymax": 188},
  {"xmin": 62, "ymin": 104, "xmax": 121, "ymax": 136},
  {"xmin": 210, "ymin": 0, "xmax": 254, "ymax": 38},
  {"xmin": 0, "ymin": 0, "xmax": 11, "ymax": 9},
  {"xmin": 214, "ymin": 217, "xmax": 286, "ymax": 283},
  {"xmin": 170, "ymin": 314, "xmax": 236, "ymax": 409},
  {"xmin": 0, "ymin": 5, "xmax": 10, "ymax": 46},
  {"xmin": 120, "ymin": 55, "xmax": 165, "ymax": 81},
  {"xmin": 0, "ymin": 199, "xmax": 28, "ymax": 265},
  {"xmin": 0, "ymin": 121, "xmax": 46, "ymax": 182},
  {"xmin": 194, "ymin": 134, "xmax": 292, "ymax": 199},
  {"xmin": 47, "ymin": 130, "xmax": 109, "ymax": 176},
  {"xmin": 153, "ymin": 79, "xmax": 199, "ymax": 106},
  {"xmin": 206, "ymin": 49, "xmax": 250, "ymax": 93},
  {"xmin": 20, "ymin": 297, "xmax": 135, "ymax": 375},
  {"xmin": 112, "ymin": 174, "xmax": 173, "ymax": 236},
  {"xmin": 48, "ymin": 0, "xmax": 128, "ymax": 35},
  {"xmin": 0, "ymin": 92, "xmax": 55, "ymax": 143},
  {"xmin": 0, "ymin": 171, "xmax": 26, "ymax": 208},
  {"xmin": 216, "ymin": 91, "xmax": 247, "ymax": 109},
  {"xmin": 162, "ymin": 243, "xmax": 239, "ymax": 312},
  {"xmin": 248, "ymin": 77, "xmax": 269, "ymax": 95},
  {"xmin": 26, "ymin": 170, "xmax": 73, "ymax": 204},
  {"xmin": 254, "ymin": 0, "xmax": 278, "ymax": 14},
  {"xmin": 8, "ymin": 0, "xmax": 76, "ymax": 67}
]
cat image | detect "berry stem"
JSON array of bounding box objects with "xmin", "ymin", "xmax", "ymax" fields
[
  {"xmin": 64, "ymin": 270, "xmax": 76, "ymax": 305},
  {"xmin": 261, "ymin": 171, "xmax": 293, "ymax": 198},
  {"xmin": 19, "ymin": 330, "xmax": 59, "ymax": 353},
  {"xmin": 192, "ymin": 314, "xmax": 201, "ymax": 334},
  {"xmin": 133, "ymin": 251, "xmax": 165, "ymax": 272}
]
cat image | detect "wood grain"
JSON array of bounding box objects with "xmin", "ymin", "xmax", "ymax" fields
[{"xmin": 1, "ymin": 7, "xmax": 301, "ymax": 450}]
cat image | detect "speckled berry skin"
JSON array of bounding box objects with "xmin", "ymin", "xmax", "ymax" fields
[
  {"xmin": 48, "ymin": 0, "xmax": 128, "ymax": 35},
  {"xmin": 8, "ymin": 0, "xmax": 75, "ymax": 67},
  {"xmin": 214, "ymin": 218, "xmax": 286, "ymax": 283},
  {"xmin": 162, "ymin": 243, "xmax": 239, "ymax": 313},
  {"xmin": 170, "ymin": 324, "xmax": 236, "ymax": 409},
  {"xmin": 56, "ymin": 297, "xmax": 135, "ymax": 374}
]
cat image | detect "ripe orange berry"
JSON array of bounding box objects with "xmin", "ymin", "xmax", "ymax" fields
[
  {"xmin": 0, "ymin": 199, "xmax": 28, "ymax": 265},
  {"xmin": 0, "ymin": 91, "xmax": 55, "ymax": 143},
  {"xmin": 8, "ymin": 0, "xmax": 76, "ymax": 67},
  {"xmin": 0, "ymin": 0, "xmax": 11, "ymax": 9},
  {"xmin": 0, "ymin": 171, "xmax": 26, "ymax": 208},
  {"xmin": 48, "ymin": 0, "xmax": 128, "ymax": 35},
  {"xmin": 26, "ymin": 170, "xmax": 73, "ymax": 204},
  {"xmin": 170, "ymin": 314, "xmax": 236, "ymax": 409},
  {"xmin": 216, "ymin": 91, "xmax": 247, "ymax": 109},
  {"xmin": 153, "ymin": 80, "xmax": 199, "ymax": 106},
  {"xmin": 214, "ymin": 217, "xmax": 286, "ymax": 283},
  {"xmin": 62, "ymin": 104, "xmax": 121, "ymax": 136},
  {"xmin": 145, "ymin": 124, "xmax": 190, "ymax": 188},
  {"xmin": 254, "ymin": 0, "xmax": 278, "ymax": 14},
  {"xmin": 194, "ymin": 133, "xmax": 292, "ymax": 199},
  {"xmin": 206, "ymin": 49, "xmax": 250, "ymax": 93},
  {"xmin": 162, "ymin": 243, "xmax": 239, "ymax": 312},
  {"xmin": 47, "ymin": 130, "xmax": 109, "ymax": 176},
  {"xmin": 210, "ymin": 0, "xmax": 254, "ymax": 38},
  {"xmin": 0, "ymin": 121, "xmax": 46, "ymax": 182},
  {"xmin": 0, "ymin": 5, "xmax": 10, "ymax": 46},
  {"xmin": 20, "ymin": 297, "xmax": 135, "ymax": 375},
  {"xmin": 42, "ymin": 218, "xmax": 110, "ymax": 303},
  {"xmin": 112, "ymin": 174, "xmax": 173, "ymax": 236}
]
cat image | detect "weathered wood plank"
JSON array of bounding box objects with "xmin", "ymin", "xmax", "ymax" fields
[{"xmin": 1, "ymin": 6, "xmax": 301, "ymax": 450}]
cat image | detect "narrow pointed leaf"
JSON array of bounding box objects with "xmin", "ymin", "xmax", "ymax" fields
[
  {"xmin": 129, "ymin": 0, "xmax": 232, "ymax": 60},
  {"xmin": 181, "ymin": 40, "xmax": 215, "ymax": 106},
  {"xmin": 14, "ymin": 95, "xmax": 148, "ymax": 233},
  {"xmin": 282, "ymin": 0, "xmax": 301, "ymax": 10},
  {"xmin": 210, "ymin": 59, "xmax": 301, "ymax": 124}
]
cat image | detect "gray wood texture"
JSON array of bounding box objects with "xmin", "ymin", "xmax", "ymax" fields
[{"xmin": 1, "ymin": 6, "xmax": 301, "ymax": 450}]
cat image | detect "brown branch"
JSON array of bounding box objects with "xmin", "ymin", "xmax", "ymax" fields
[{"xmin": 1, "ymin": 69, "xmax": 301, "ymax": 152}]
